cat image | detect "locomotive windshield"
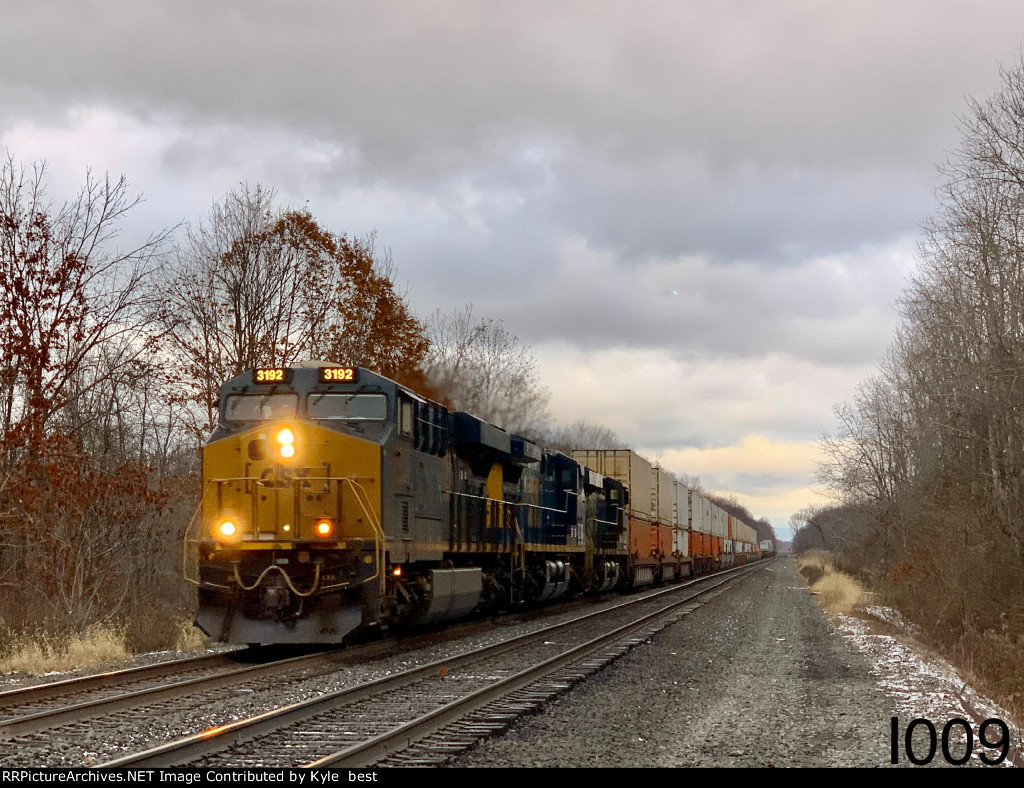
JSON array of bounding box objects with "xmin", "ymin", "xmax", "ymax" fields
[
  {"xmin": 307, "ymin": 393, "xmax": 387, "ymax": 421},
  {"xmin": 223, "ymin": 393, "xmax": 298, "ymax": 422}
]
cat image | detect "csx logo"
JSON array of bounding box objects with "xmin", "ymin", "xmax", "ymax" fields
[{"xmin": 258, "ymin": 467, "xmax": 312, "ymax": 488}]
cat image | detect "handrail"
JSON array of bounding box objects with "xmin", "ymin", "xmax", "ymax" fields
[
  {"xmin": 182, "ymin": 481, "xmax": 223, "ymax": 587},
  {"xmin": 338, "ymin": 476, "xmax": 385, "ymax": 593},
  {"xmin": 444, "ymin": 488, "xmax": 582, "ymax": 516},
  {"xmin": 233, "ymin": 562, "xmax": 322, "ymax": 597}
]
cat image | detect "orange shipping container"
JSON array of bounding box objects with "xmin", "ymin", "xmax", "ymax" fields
[
  {"xmin": 689, "ymin": 530, "xmax": 707, "ymax": 558},
  {"xmin": 658, "ymin": 521, "xmax": 672, "ymax": 558},
  {"xmin": 628, "ymin": 515, "xmax": 658, "ymax": 563}
]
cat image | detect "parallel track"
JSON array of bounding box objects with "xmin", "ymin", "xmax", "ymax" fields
[
  {"xmin": 0, "ymin": 649, "xmax": 243, "ymax": 713},
  {"xmin": 0, "ymin": 647, "xmax": 344, "ymax": 738},
  {"xmin": 0, "ymin": 580, "xmax": 662, "ymax": 742},
  {"xmin": 99, "ymin": 561, "xmax": 768, "ymax": 768}
]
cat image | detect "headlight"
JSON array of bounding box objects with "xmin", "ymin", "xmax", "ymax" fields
[
  {"xmin": 277, "ymin": 427, "xmax": 296, "ymax": 459},
  {"xmin": 214, "ymin": 518, "xmax": 242, "ymax": 543},
  {"xmin": 314, "ymin": 519, "xmax": 333, "ymax": 537}
]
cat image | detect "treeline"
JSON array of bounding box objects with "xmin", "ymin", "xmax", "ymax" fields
[{"xmin": 798, "ymin": 58, "xmax": 1024, "ymax": 709}]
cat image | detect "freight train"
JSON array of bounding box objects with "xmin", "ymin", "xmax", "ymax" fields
[{"xmin": 187, "ymin": 362, "xmax": 765, "ymax": 645}]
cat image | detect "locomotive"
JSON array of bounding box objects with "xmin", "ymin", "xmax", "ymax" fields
[{"xmin": 187, "ymin": 362, "xmax": 761, "ymax": 645}]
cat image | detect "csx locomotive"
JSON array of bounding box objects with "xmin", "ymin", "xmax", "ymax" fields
[{"xmin": 187, "ymin": 362, "xmax": 761, "ymax": 644}]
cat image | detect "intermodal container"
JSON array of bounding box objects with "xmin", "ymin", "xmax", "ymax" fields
[
  {"xmin": 673, "ymin": 481, "xmax": 690, "ymax": 557},
  {"xmin": 572, "ymin": 449, "xmax": 655, "ymax": 520}
]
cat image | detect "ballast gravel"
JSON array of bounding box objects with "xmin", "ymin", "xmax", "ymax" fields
[
  {"xmin": 3, "ymin": 559, "xmax": 1001, "ymax": 767},
  {"xmin": 452, "ymin": 557, "xmax": 918, "ymax": 768},
  {"xmin": 0, "ymin": 584, "xmax": 712, "ymax": 767}
]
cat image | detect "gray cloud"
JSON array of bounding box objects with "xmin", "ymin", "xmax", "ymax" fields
[
  {"xmin": 5, "ymin": 1, "xmax": 1017, "ymax": 273},
  {"xmin": 4, "ymin": 1, "xmax": 1023, "ymax": 526},
  {"xmin": 471, "ymin": 240, "xmax": 915, "ymax": 366},
  {"xmin": 5, "ymin": 3, "xmax": 1020, "ymax": 175}
]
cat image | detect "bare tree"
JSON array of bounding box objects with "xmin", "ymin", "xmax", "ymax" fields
[
  {"xmin": 817, "ymin": 56, "xmax": 1024, "ymax": 667},
  {"xmin": 0, "ymin": 154, "xmax": 166, "ymax": 459},
  {"xmin": 540, "ymin": 419, "xmax": 621, "ymax": 454},
  {"xmin": 424, "ymin": 304, "xmax": 550, "ymax": 434}
]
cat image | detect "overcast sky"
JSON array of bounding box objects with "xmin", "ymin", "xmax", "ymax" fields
[{"xmin": 4, "ymin": 1, "xmax": 1024, "ymax": 537}]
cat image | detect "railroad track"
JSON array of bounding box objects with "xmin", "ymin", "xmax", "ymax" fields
[
  {"xmin": 0, "ymin": 645, "xmax": 366, "ymax": 740},
  {"xmin": 0, "ymin": 578, "xmax": 666, "ymax": 766},
  {"xmin": 0, "ymin": 595, "xmax": 587, "ymax": 745},
  {"xmin": 0, "ymin": 649, "xmax": 245, "ymax": 718},
  {"xmin": 99, "ymin": 561, "xmax": 768, "ymax": 768}
]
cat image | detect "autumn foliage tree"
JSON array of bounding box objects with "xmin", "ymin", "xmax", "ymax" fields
[
  {"xmin": 0, "ymin": 155, "xmax": 180, "ymax": 639},
  {"xmin": 158, "ymin": 184, "xmax": 431, "ymax": 438},
  {"xmin": 0, "ymin": 155, "xmax": 164, "ymax": 458}
]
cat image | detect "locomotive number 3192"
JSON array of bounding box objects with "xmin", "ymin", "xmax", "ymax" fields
[{"xmin": 320, "ymin": 367, "xmax": 357, "ymax": 382}]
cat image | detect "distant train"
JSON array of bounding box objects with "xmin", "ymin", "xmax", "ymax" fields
[{"xmin": 186, "ymin": 363, "xmax": 766, "ymax": 644}]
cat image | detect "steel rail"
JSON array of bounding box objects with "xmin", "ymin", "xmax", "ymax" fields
[
  {"xmin": 0, "ymin": 647, "xmax": 345, "ymax": 738},
  {"xmin": 304, "ymin": 565, "xmax": 762, "ymax": 767},
  {"xmin": 2, "ymin": 570, "xmax": 676, "ymax": 741},
  {"xmin": 98, "ymin": 561, "xmax": 765, "ymax": 768},
  {"xmin": 0, "ymin": 649, "xmax": 243, "ymax": 710}
]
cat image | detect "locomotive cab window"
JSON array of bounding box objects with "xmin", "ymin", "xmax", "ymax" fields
[
  {"xmin": 224, "ymin": 393, "xmax": 298, "ymax": 422},
  {"xmin": 307, "ymin": 393, "xmax": 387, "ymax": 421},
  {"xmin": 399, "ymin": 398, "xmax": 415, "ymax": 437}
]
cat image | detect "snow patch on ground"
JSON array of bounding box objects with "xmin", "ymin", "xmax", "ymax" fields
[{"xmin": 835, "ymin": 607, "xmax": 1021, "ymax": 767}]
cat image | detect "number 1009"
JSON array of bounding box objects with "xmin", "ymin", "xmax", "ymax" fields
[{"xmin": 891, "ymin": 716, "xmax": 1010, "ymax": 765}]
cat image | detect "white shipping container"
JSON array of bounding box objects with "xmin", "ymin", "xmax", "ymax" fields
[
  {"xmin": 571, "ymin": 449, "xmax": 655, "ymax": 519},
  {"xmin": 702, "ymin": 495, "xmax": 713, "ymax": 535},
  {"xmin": 673, "ymin": 482, "xmax": 689, "ymax": 556},
  {"xmin": 689, "ymin": 490, "xmax": 709, "ymax": 535},
  {"xmin": 744, "ymin": 523, "xmax": 757, "ymax": 546},
  {"xmin": 653, "ymin": 468, "xmax": 676, "ymax": 525}
]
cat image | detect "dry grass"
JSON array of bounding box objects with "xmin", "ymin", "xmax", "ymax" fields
[
  {"xmin": 0, "ymin": 613, "xmax": 211, "ymax": 677},
  {"xmin": 172, "ymin": 617, "xmax": 209, "ymax": 652},
  {"xmin": 0, "ymin": 624, "xmax": 131, "ymax": 676},
  {"xmin": 810, "ymin": 571, "xmax": 864, "ymax": 614},
  {"xmin": 796, "ymin": 549, "xmax": 832, "ymax": 585},
  {"xmin": 796, "ymin": 549, "xmax": 865, "ymax": 614}
]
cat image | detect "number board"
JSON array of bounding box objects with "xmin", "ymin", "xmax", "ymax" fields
[
  {"xmin": 252, "ymin": 368, "xmax": 293, "ymax": 384},
  {"xmin": 319, "ymin": 366, "xmax": 358, "ymax": 383}
]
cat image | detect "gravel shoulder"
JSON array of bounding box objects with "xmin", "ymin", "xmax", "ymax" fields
[{"xmin": 453, "ymin": 557, "xmax": 902, "ymax": 767}]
